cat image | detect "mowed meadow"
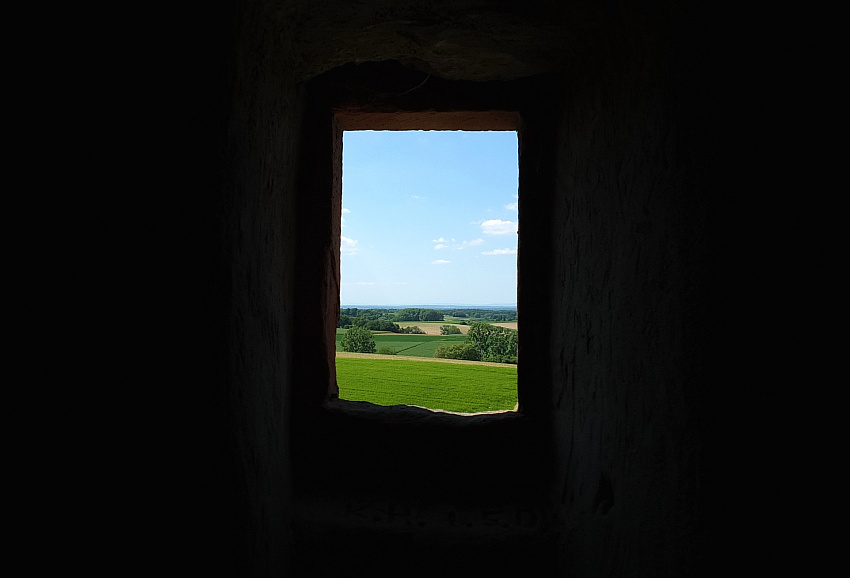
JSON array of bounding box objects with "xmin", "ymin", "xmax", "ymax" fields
[
  {"xmin": 334, "ymin": 321, "xmax": 519, "ymax": 413},
  {"xmin": 336, "ymin": 357, "xmax": 517, "ymax": 413}
]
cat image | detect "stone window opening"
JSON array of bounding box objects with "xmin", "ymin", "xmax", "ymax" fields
[{"xmin": 293, "ymin": 63, "xmax": 555, "ymax": 424}]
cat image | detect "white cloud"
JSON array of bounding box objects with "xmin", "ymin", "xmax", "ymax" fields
[
  {"xmin": 505, "ymin": 201, "xmax": 518, "ymax": 211},
  {"xmin": 342, "ymin": 208, "xmax": 350, "ymax": 213},
  {"xmin": 431, "ymin": 259, "xmax": 451, "ymax": 265},
  {"xmin": 432, "ymin": 237, "xmax": 448, "ymax": 243},
  {"xmin": 433, "ymin": 238, "xmax": 484, "ymax": 250},
  {"xmin": 482, "ymin": 247, "xmax": 518, "ymax": 255},
  {"xmin": 481, "ymin": 219, "xmax": 517, "ymax": 235},
  {"xmin": 341, "ymin": 236, "xmax": 359, "ymax": 255}
]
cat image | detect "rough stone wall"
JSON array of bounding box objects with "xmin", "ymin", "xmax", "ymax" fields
[
  {"xmin": 215, "ymin": 3, "xmax": 305, "ymax": 573},
  {"xmin": 546, "ymin": 14, "xmax": 716, "ymax": 575},
  {"xmin": 280, "ymin": 0, "xmax": 602, "ymax": 83}
]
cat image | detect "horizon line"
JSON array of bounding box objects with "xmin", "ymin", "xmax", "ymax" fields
[{"xmin": 340, "ymin": 304, "xmax": 517, "ymax": 309}]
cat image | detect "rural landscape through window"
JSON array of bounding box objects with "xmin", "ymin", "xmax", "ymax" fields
[{"xmin": 337, "ymin": 130, "xmax": 519, "ymax": 413}]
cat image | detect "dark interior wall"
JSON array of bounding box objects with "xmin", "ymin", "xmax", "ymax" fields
[
  {"xmin": 545, "ymin": 13, "xmax": 715, "ymax": 575},
  {"xmin": 213, "ymin": 3, "xmax": 305, "ymax": 573},
  {"xmin": 191, "ymin": 1, "xmax": 725, "ymax": 575}
]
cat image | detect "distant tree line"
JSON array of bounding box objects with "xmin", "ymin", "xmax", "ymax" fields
[
  {"xmin": 337, "ymin": 315, "xmax": 424, "ymax": 333},
  {"xmin": 339, "ymin": 307, "xmax": 517, "ymax": 326},
  {"xmin": 342, "ymin": 317, "xmax": 401, "ymax": 332},
  {"xmin": 452, "ymin": 309, "xmax": 517, "ymax": 322},
  {"xmin": 392, "ymin": 308, "xmax": 445, "ymax": 321}
]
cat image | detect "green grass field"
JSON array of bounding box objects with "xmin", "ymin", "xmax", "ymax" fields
[
  {"xmin": 336, "ymin": 357, "xmax": 517, "ymax": 413},
  {"xmin": 335, "ymin": 330, "xmax": 467, "ymax": 357}
]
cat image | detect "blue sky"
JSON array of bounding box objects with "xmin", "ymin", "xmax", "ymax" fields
[{"xmin": 341, "ymin": 130, "xmax": 518, "ymax": 307}]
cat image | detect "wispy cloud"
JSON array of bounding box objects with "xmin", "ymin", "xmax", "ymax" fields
[
  {"xmin": 341, "ymin": 236, "xmax": 359, "ymax": 255},
  {"xmin": 342, "ymin": 281, "xmax": 375, "ymax": 286},
  {"xmin": 433, "ymin": 238, "xmax": 484, "ymax": 250},
  {"xmin": 482, "ymin": 247, "xmax": 518, "ymax": 255},
  {"xmin": 431, "ymin": 259, "xmax": 451, "ymax": 265},
  {"xmin": 481, "ymin": 219, "xmax": 517, "ymax": 235}
]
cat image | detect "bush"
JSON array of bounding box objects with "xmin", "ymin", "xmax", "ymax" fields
[
  {"xmin": 400, "ymin": 326, "xmax": 424, "ymax": 334},
  {"xmin": 433, "ymin": 343, "xmax": 481, "ymax": 361},
  {"xmin": 483, "ymin": 354, "xmax": 518, "ymax": 364},
  {"xmin": 376, "ymin": 346, "xmax": 397, "ymax": 355},
  {"xmin": 364, "ymin": 319, "xmax": 401, "ymax": 332},
  {"xmin": 340, "ymin": 326, "xmax": 376, "ymax": 353},
  {"xmin": 440, "ymin": 324, "xmax": 462, "ymax": 335}
]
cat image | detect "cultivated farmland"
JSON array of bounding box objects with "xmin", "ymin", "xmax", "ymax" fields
[
  {"xmin": 335, "ymin": 356, "xmax": 517, "ymax": 413},
  {"xmin": 335, "ymin": 330, "xmax": 467, "ymax": 357}
]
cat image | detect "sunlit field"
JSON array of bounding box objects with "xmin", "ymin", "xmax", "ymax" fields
[{"xmin": 336, "ymin": 356, "xmax": 517, "ymax": 413}]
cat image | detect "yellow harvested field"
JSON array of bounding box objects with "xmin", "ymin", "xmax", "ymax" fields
[{"xmin": 395, "ymin": 322, "xmax": 469, "ymax": 335}]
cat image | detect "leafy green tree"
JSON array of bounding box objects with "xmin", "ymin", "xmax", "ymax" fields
[
  {"xmin": 466, "ymin": 322, "xmax": 517, "ymax": 362},
  {"xmin": 340, "ymin": 326, "xmax": 376, "ymax": 353},
  {"xmin": 440, "ymin": 325, "xmax": 462, "ymax": 335}
]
